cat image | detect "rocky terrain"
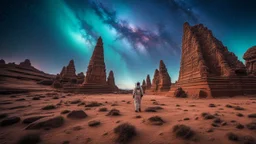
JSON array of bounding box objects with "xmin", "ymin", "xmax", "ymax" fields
[{"xmin": 0, "ymin": 92, "xmax": 255, "ymax": 144}]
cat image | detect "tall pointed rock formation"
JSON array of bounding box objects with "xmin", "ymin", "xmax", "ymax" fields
[
  {"xmin": 62, "ymin": 60, "xmax": 76, "ymax": 79},
  {"xmin": 151, "ymin": 69, "xmax": 159, "ymax": 92},
  {"xmin": 158, "ymin": 60, "xmax": 171, "ymax": 91},
  {"xmin": 84, "ymin": 37, "xmax": 107, "ymax": 84},
  {"xmin": 107, "ymin": 70, "xmax": 118, "ymax": 91},
  {"xmin": 142, "ymin": 79, "xmax": 146, "ymax": 94},
  {"xmin": 169, "ymin": 22, "xmax": 256, "ymax": 98},
  {"xmin": 146, "ymin": 74, "xmax": 151, "ymax": 89}
]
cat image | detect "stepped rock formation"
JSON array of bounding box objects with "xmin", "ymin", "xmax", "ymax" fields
[
  {"xmin": 84, "ymin": 37, "xmax": 106, "ymax": 84},
  {"xmin": 146, "ymin": 74, "xmax": 151, "ymax": 89},
  {"xmin": 0, "ymin": 59, "xmax": 5, "ymax": 65},
  {"xmin": 19, "ymin": 59, "xmax": 32, "ymax": 68},
  {"xmin": 107, "ymin": 70, "xmax": 118, "ymax": 91},
  {"xmin": 64, "ymin": 37, "xmax": 113, "ymax": 93},
  {"xmin": 243, "ymin": 46, "xmax": 256, "ymax": 76},
  {"xmin": 169, "ymin": 22, "xmax": 256, "ymax": 98},
  {"xmin": 0, "ymin": 59, "xmax": 55, "ymax": 93},
  {"xmin": 61, "ymin": 60, "xmax": 76, "ymax": 81},
  {"xmin": 77, "ymin": 72, "xmax": 85, "ymax": 84},
  {"xmin": 151, "ymin": 69, "xmax": 159, "ymax": 92},
  {"xmin": 60, "ymin": 66, "xmax": 66, "ymax": 77},
  {"xmin": 158, "ymin": 60, "xmax": 171, "ymax": 91},
  {"xmin": 142, "ymin": 79, "xmax": 146, "ymax": 94}
]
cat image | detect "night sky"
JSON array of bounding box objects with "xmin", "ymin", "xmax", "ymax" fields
[{"xmin": 0, "ymin": 0, "xmax": 256, "ymax": 89}]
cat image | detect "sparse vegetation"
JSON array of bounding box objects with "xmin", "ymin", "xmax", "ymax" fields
[
  {"xmin": 172, "ymin": 124, "xmax": 194, "ymax": 139},
  {"xmin": 201, "ymin": 112, "xmax": 215, "ymax": 119},
  {"xmin": 148, "ymin": 116, "xmax": 165, "ymax": 125},
  {"xmin": 106, "ymin": 109, "xmax": 120, "ymax": 116},
  {"xmin": 114, "ymin": 123, "xmax": 136, "ymax": 143}
]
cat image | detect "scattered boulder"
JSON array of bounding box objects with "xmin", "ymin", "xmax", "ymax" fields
[
  {"xmin": 172, "ymin": 124, "xmax": 194, "ymax": 139},
  {"xmin": 32, "ymin": 97, "xmax": 40, "ymax": 100},
  {"xmin": 16, "ymin": 98, "xmax": 26, "ymax": 101},
  {"xmin": 67, "ymin": 110, "xmax": 87, "ymax": 119},
  {"xmin": 1, "ymin": 116, "xmax": 21, "ymax": 126},
  {"xmin": 26, "ymin": 116, "xmax": 64, "ymax": 130},
  {"xmin": 99, "ymin": 107, "xmax": 108, "ymax": 112},
  {"xmin": 208, "ymin": 104, "xmax": 216, "ymax": 107},
  {"xmin": 85, "ymin": 101, "xmax": 102, "ymax": 107},
  {"xmin": 18, "ymin": 133, "xmax": 41, "ymax": 144},
  {"xmin": 148, "ymin": 116, "xmax": 165, "ymax": 125},
  {"xmin": 70, "ymin": 99, "xmax": 81, "ymax": 104},
  {"xmin": 226, "ymin": 104, "xmax": 233, "ymax": 108},
  {"xmin": 236, "ymin": 123, "xmax": 244, "ymax": 129},
  {"xmin": 106, "ymin": 109, "xmax": 120, "ymax": 116},
  {"xmin": 248, "ymin": 113, "xmax": 256, "ymax": 118},
  {"xmin": 88, "ymin": 120, "xmax": 101, "ymax": 127},
  {"xmin": 145, "ymin": 106, "xmax": 163, "ymax": 112},
  {"xmin": 242, "ymin": 135, "xmax": 255, "ymax": 144},
  {"xmin": 234, "ymin": 106, "xmax": 245, "ymax": 110},
  {"xmin": 246, "ymin": 121, "xmax": 256, "ymax": 130},
  {"xmin": 61, "ymin": 110, "xmax": 70, "ymax": 114},
  {"xmin": 227, "ymin": 132, "xmax": 239, "ymax": 141},
  {"xmin": 174, "ymin": 87, "xmax": 187, "ymax": 98},
  {"xmin": 9, "ymin": 105, "xmax": 27, "ymax": 110},
  {"xmin": 236, "ymin": 113, "xmax": 244, "ymax": 117},
  {"xmin": 0, "ymin": 113, "xmax": 8, "ymax": 119},
  {"xmin": 37, "ymin": 80, "xmax": 53, "ymax": 86},
  {"xmin": 114, "ymin": 123, "xmax": 136, "ymax": 143},
  {"xmin": 41, "ymin": 105, "xmax": 56, "ymax": 110},
  {"xmin": 201, "ymin": 113, "xmax": 215, "ymax": 120},
  {"xmin": 23, "ymin": 116, "xmax": 47, "ymax": 124}
]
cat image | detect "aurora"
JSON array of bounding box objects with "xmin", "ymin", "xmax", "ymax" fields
[{"xmin": 0, "ymin": 0, "xmax": 256, "ymax": 89}]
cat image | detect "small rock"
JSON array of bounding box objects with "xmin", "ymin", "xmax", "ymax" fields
[
  {"xmin": 1, "ymin": 116, "xmax": 20, "ymax": 126},
  {"xmin": 88, "ymin": 120, "xmax": 101, "ymax": 127},
  {"xmin": 67, "ymin": 110, "xmax": 87, "ymax": 119},
  {"xmin": 236, "ymin": 123, "xmax": 244, "ymax": 129}
]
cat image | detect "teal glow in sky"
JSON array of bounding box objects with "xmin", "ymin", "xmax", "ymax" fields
[{"xmin": 0, "ymin": 0, "xmax": 256, "ymax": 89}]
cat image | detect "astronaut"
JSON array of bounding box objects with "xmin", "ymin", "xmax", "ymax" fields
[{"xmin": 133, "ymin": 82, "xmax": 144, "ymax": 112}]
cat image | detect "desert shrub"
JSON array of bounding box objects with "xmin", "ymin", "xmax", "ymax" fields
[
  {"xmin": 172, "ymin": 124, "xmax": 194, "ymax": 139},
  {"xmin": 106, "ymin": 109, "xmax": 120, "ymax": 116},
  {"xmin": 148, "ymin": 116, "xmax": 165, "ymax": 125},
  {"xmin": 114, "ymin": 123, "xmax": 136, "ymax": 143}
]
